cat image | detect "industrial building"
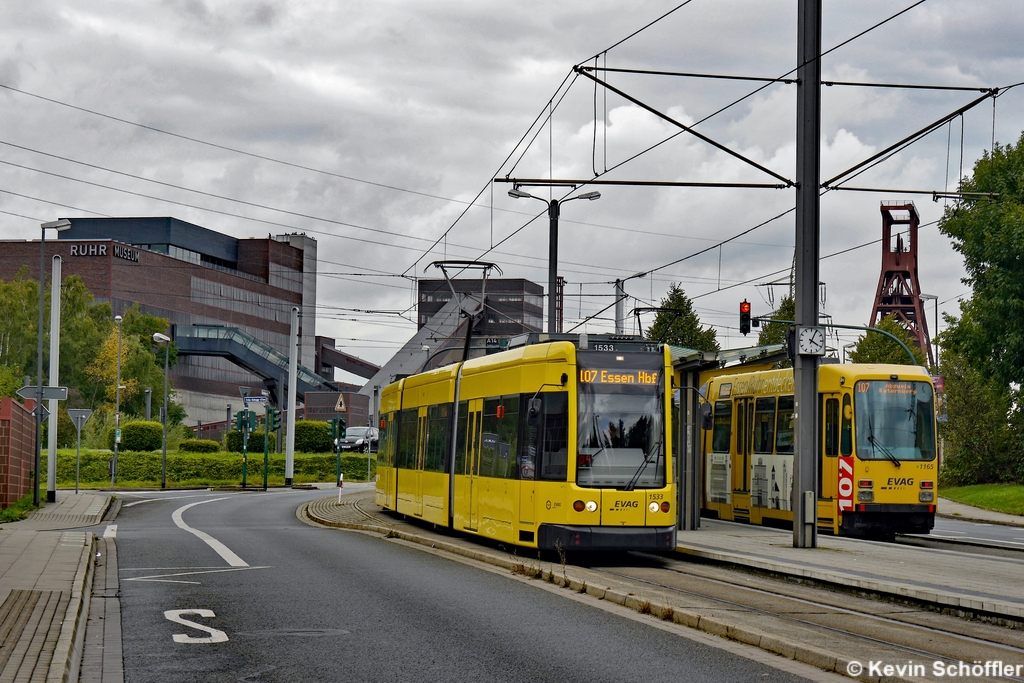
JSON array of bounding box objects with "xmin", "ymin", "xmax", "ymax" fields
[{"xmin": 0, "ymin": 217, "xmax": 322, "ymax": 424}]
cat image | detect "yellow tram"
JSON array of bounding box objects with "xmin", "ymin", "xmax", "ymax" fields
[
  {"xmin": 701, "ymin": 363, "xmax": 937, "ymax": 537},
  {"xmin": 375, "ymin": 337, "xmax": 677, "ymax": 551}
]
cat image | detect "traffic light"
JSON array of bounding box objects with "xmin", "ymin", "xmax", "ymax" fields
[
  {"xmin": 248, "ymin": 410, "xmax": 258, "ymax": 431},
  {"xmin": 267, "ymin": 406, "xmax": 282, "ymax": 431},
  {"xmin": 338, "ymin": 418, "xmax": 346, "ymax": 440},
  {"xmin": 235, "ymin": 410, "xmax": 245, "ymax": 432},
  {"xmin": 740, "ymin": 300, "xmax": 752, "ymax": 335}
]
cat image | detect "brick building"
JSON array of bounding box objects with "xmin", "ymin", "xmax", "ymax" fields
[
  {"xmin": 0, "ymin": 217, "xmax": 318, "ymax": 424},
  {"xmin": 0, "ymin": 398, "xmax": 36, "ymax": 508}
]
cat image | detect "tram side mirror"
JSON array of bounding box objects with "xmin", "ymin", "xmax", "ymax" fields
[
  {"xmin": 527, "ymin": 397, "xmax": 543, "ymax": 426},
  {"xmin": 701, "ymin": 403, "xmax": 714, "ymax": 431}
]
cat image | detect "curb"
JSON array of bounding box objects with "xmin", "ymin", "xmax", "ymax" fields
[
  {"xmin": 299, "ymin": 500, "xmax": 910, "ymax": 683},
  {"xmin": 47, "ymin": 531, "xmax": 95, "ymax": 683}
]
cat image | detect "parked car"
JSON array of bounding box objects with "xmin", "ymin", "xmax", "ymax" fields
[{"xmin": 339, "ymin": 426, "xmax": 379, "ymax": 453}]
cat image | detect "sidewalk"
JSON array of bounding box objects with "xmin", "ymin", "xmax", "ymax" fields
[
  {"xmin": 938, "ymin": 496, "xmax": 1024, "ymax": 527},
  {"xmin": 0, "ymin": 491, "xmax": 111, "ymax": 683}
]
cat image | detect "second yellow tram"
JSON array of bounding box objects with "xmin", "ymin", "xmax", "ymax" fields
[{"xmin": 701, "ymin": 363, "xmax": 937, "ymax": 537}]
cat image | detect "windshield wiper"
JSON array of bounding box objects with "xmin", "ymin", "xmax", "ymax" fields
[
  {"xmin": 866, "ymin": 416, "xmax": 900, "ymax": 468},
  {"xmin": 624, "ymin": 441, "xmax": 662, "ymax": 491}
]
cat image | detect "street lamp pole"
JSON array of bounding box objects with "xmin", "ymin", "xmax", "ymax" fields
[
  {"xmin": 509, "ymin": 187, "xmax": 600, "ymax": 334},
  {"xmin": 920, "ymin": 293, "xmax": 939, "ymax": 371},
  {"xmin": 111, "ymin": 314, "xmax": 123, "ymax": 489},
  {"xmin": 153, "ymin": 332, "xmax": 171, "ymax": 489},
  {"xmin": 34, "ymin": 219, "xmax": 71, "ymax": 507}
]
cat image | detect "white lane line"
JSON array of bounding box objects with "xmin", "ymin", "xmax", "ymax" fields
[
  {"xmin": 125, "ymin": 566, "xmax": 269, "ymax": 584},
  {"xmin": 103, "ymin": 524, "xmax": 117, "ymax": 538},
  {"xmin": 124, "ymin": 493, "xmax": 230, "ymax": 508},
  {"xmin": 171, "ymin": 497, "xmax": 248, "ymax": 567}
]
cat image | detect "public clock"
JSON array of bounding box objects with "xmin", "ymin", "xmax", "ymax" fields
[{"xmin": 797, "ymin": 326, "xmax": 826, "ymax": 356}]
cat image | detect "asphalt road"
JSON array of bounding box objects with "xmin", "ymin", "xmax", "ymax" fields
[
  {"xmin": 111, "ymin": 488, "xmax": 821, "ymax": 683},
  {"xmin": 926, "ymin": 516, "xmax": 1024, "ymax": 547}
]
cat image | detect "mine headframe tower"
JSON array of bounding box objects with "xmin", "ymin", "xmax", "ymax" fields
[{"xmin": 869, "ymin": 201, "xmax": 934, "ymax": 368}]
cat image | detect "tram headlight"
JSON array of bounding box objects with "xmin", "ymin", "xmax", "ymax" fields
[
  {"xmin": 573, "ymin": 500, "xmax": 585, "ymax": 512},
  {"xmin": 919, "ymin": 490, "xmax": 935, "ymax": 502},
  {"xmin": 585, "ymin": 500, "xmax": 598, "ymax": 512},
  {"xmin": 857, "ymin": 490, "xmax": 874, "ymax": 502},
  {"xmin": 649, "ymin": 502, "xmax": 660, "ymax": 513}
]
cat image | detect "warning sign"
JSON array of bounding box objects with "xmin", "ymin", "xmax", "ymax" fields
[{"xmin": 335, "ymin": 393, "xmax": 346, "ymax": 412}]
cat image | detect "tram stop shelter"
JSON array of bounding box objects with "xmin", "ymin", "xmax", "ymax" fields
[{"xmin": 670, "ymin": 343, "xmax": 788, "ymax": 532}]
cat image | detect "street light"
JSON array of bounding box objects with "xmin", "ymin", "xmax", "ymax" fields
[
  {"xmin": 508, "ymin": 187, "xmax": 600, "ymax": 334},
  {"xmin": 111, "ymin": 314, "xmax": 123, "ymax": 489},
  {"xmin": 920, "ymin": 293, "xmax": 939, "ymax": 371},
  {"xmin": 34, "ymin": 219, "xmax": 71, "ymax": 506},
  {"xmin": 153, "ymin": 332, "xmax": 171, "ymax": 489}
]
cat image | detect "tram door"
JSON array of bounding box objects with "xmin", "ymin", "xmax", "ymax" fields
[
  {"xmin": 733, "ymin": 397, "xmax": 753, "ymax": 492},
  {"xmin": 415, "ymin": 410, "xmax": 427, "ymax": 516},
  {"xmin": 820, "ymin": 394, "xmax": 840, "ymax": 501},
  {"xmin": 466, "ymin": 400, "xmax": 483, "ymax": 531}
]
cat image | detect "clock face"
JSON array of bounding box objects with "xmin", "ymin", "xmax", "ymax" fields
[{"xmin": 798, "ymin": 327, "xmax": 825, "ymax": 355}]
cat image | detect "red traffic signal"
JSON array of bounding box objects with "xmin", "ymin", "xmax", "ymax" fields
[{"xmin": 739, "ymin": 300, "xmax": 752, "ymax": 335}]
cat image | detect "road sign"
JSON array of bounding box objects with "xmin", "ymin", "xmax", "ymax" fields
[
  {"xmin": 67, "ymin": 409, "xmax": 93, "ymax": 429},
  {"xmin": 335, "ymin": 393, "xmax": 346, "ymax": 411},
  {"xmin": 244, "ymin": 396, "xmax": 267, "ymax": 403},
  {"xmin": 17, "ymin": 385, "xmax": 68, "ymax": 401}
]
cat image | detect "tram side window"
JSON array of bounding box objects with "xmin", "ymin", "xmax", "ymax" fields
[
  {"xmin": 753, "ymin": 397, "xmax": 776, "ymax": 453},
  {"xmin": 424, "ymin": 403, "xmax": 451, "ymax": 473},
  {"xmin": 712, "ymin": 400, "xmax": 732, "ymax": 452},
  {"xmin": 454, "ymin": 401, "xmax": 468, "ymax": 474},
  {"xmin": 841, "ymin": 394, "xmax": 853, "ymax": 456},
  {"xmin": 397, "ymin": 408, "xmax": 419, "ymax": 469},
  {"xmin": 824, "ymin": 397, "xmax": 839, "ymax": 457},
  {"xmin": 776, "ymin": 396, "xmax": 795, "ymax": 454},
  {"xmin": 480, "ymin": 397, "xmax": 517, "ymax": 479}
]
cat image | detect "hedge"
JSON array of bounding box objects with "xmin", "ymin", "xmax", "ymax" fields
[
  {"xmin": 179, "ymin": 439, "xmax": 220, "ymax": 453},
  {"xmin": 225, "ymin": 429, "xmax": 276, "ymax": 453},
  {"xmin": 108, "ymin": 421, "xmax": 164, "ymax": 451},
  {"xmin": 42, "ymin": 449, "xmax": 375, "ymax": 486}
]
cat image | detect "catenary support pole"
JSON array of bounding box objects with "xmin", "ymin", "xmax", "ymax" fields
[
  {"xmin": 285, "ymin": 307, "xmax": 299, "ymax": 486},
  {"xmin": 614, "ymin": 279, "xmax": 625, "ymax": 334},
  {"xmin": 46, "ymin": 255, "xmax": 61, "ymax": 503},
  {"xmin": 793, "ymin": 0, "xmax": 822, "ymax": 549},
  {"xmin": 547, "ymin": 200, "xmax": 560, "ymax": 335}
]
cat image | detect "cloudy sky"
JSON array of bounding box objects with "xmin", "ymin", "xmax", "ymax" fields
[{"xmin": 2, "ymin": 0, "xmax": 1022, "ymax": 381}]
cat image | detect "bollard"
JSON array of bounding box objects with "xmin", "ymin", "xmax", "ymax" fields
[{"xmin": 337, "ymin": 473, "xmax": 344, "ymax": 504}]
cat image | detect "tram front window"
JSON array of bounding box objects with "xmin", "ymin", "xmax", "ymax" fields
[
  {"xmin": 854, "ymin": 380, "xmax": 936, "ymax": 462},
  {"xmin": 576, "ymin": 352, "xmax": 665, "ymax": 489}
]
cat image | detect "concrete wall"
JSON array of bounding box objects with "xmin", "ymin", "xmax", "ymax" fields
[{"xmin": 0, "ymin": 398, "xmax": 37, "ymax": 509}]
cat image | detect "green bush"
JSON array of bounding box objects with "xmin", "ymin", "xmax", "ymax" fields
[
  {"xmin": 179, "ymin": 439, "xmax": 220, "ymax": 453},
  {"xmin": 108, "ymin": 420, "xmax": 164, "ymax": 451},
  {"xmin": 295, "ymin": 420, "xmax": 332, "ymax": 453}
]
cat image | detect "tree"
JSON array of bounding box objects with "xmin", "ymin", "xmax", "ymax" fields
[
  {"xmin": 848, "ymin": 315, "xmax": 927, "ymax": 365},
  {"xmin": 644, "ymin": 283, "xmax": 719, "ymax": 351},
  {"xmin": 756, "ymin": 294, "xmax": 795, "ymax": 347},
  {"xmin": 937, "ymin": 350, "xmax": 1021, "ymax": 486},
  {"xmin": 940, "ymin": 131, "xmax": 1024, "ymax": 394},
  {"xmin": 84, "ymin": 304, "xmax": 174, "ymax": 416}
]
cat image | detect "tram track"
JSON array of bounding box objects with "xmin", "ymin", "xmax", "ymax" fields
[{"xmin": 577, "ymin": 553, "xmax": 1024, "ymax": 679}]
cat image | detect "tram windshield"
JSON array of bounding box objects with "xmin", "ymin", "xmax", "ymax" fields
[
  {"xmin": 854, "ymin": 380, "xmax": 936, "ymax": 462},
  {"xmin": 576, "ymin": 351, "xmax": 665, "ymax": 489}
]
